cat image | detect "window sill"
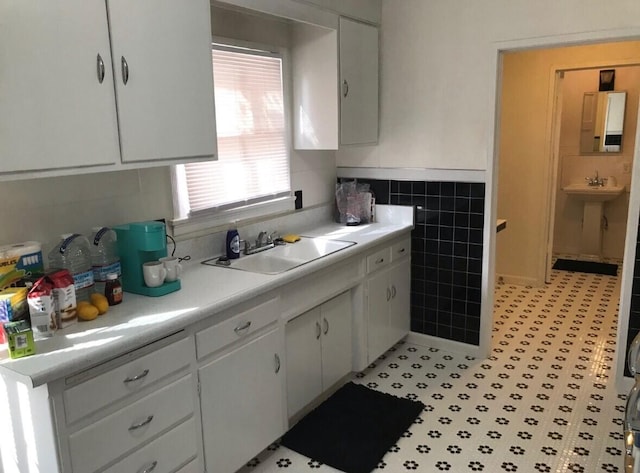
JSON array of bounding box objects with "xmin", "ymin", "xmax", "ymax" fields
[{"xmin": 169, "ymin": 196, "xmax": 295, "ymax": 239}]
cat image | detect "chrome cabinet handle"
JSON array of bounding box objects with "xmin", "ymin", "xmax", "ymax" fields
[
  {"xmin": 342, "ymin": 79, "xmax": 349, "ymax": 97},
  {"xmin": 386, "ymin": 288, "xmax": 391, "ymax": 302},
  {"xmin": 274, "ymin": 353, "xmax": 281, "ymax": 374},
  {"xmin": 137, "ymin": 461, "xmax": 158, "ymax": 473},
  {"xmin": 123, "ymin": 369, "xmax": 149, "ymax": 384},
  {"xmin": 315, "ymin": 321, "xmax": 321, "ymax": 340},
  {"xmin": 234, "ymin": 320, "xmax": 252, "ymax": 335},
  {"xmin": 96, "ymin": 54, "xmax": 105, "ymax": 84},
  {"xmin": 391, "ymin": 285, "xmax": 397, "ymax": 299},
  {"xmin": 128, "ymin": 415, "xmax": 154, "ymax": 432},
  {"xmin": 323, "ymin": 318, "xmax": 329, "ymax": 335},
  {"xmin": 121, "ymin": 56, "xmax": 129, "ymax": 85},
  {"xmin": 376, "ymin": 258, "xmax": 384, "ymax": 265}
]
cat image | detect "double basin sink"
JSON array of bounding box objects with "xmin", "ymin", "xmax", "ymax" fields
[{"xmin": 203, "ymin": 236, "xmax": 356, "ymax": 274}]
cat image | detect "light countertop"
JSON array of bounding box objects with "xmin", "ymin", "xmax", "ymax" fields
[{"xmin": 0, "ymin": 208, "xmax": 413, "ymax": 387}]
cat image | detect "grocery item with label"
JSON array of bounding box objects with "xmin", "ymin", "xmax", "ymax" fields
[
  {"xmin": 89, "ymin": 227, "xmax": 121, "ymax": 297},
  {"xmin": 0, "ymin": 241, "xmax": 44, "ymax": 290},
  {"xmin": 48, "ymin": 269, "xmax": 77, "ymax": 329},
  {"xmin": 48, "ymin": 234, "xmax": 94, "ymax": 302},
  {"xmin": 27, "ymin": 276, "xmax": 57, "ymax": 337}
]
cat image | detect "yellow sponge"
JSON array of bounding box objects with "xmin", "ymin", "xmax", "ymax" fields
[{"xmin": 282, "ymin": 234, "xmax": 301, "ymax": 243}]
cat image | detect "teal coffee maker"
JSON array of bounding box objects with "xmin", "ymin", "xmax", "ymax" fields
[{"xmin": 113, "ymin": 221, "xmax": 180, "ymax": 296}]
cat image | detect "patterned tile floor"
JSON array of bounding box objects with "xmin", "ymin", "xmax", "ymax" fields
[{"xmin": 238, "ymin": 263, "xmax": 626, "ymax": 472}]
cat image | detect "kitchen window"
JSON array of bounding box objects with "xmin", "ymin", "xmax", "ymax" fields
[{"xmin": 171, "ymin": 39, "xmax": 292, "ymax": 236}]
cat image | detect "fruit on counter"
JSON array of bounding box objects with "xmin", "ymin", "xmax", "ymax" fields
[
  {"xmin": 90, "ymin": 293, "xmax": 109, "ymax": 315},
  {"xmin": 77, "ymin": 303, "xmax": 99, "ymax": 321}
]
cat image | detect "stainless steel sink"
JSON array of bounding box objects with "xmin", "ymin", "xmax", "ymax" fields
[{"xmin": 202, "ymin": 237, "xmax": 356, "ymax": 274}]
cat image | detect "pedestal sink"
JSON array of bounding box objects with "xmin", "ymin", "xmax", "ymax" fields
[{"xmin": 562, "ymin": 183, "xmax": 624, "ymax": 259}]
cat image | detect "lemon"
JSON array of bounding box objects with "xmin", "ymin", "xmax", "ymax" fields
[
  {"xmin": 77, "ymin": 304, "xmax": 99, "ymax": 321},
  {"xmin": 90, "ymin": 293, "xmax": 109, "ymax": 315}
]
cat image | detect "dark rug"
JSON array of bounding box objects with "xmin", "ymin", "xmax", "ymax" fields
[
  {"xmin": 552, "ymin": 258, "xmax": 618, "ymax": 276},
  {"xmin": 281, "ymin": 382, "xmax": 425, "ymax": 473}
]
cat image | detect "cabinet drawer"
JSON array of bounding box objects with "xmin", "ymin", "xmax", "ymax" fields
[
  {"xmin": 69, "ymin": 374, "xmax": 195, "ymax": 473},
  {"xmin": 391, "ymin": 238, "xmax": 411, "ymax": 262},
  {"xmin": 196, "ymin": 297, "xmax": 279, "ymax": 359},
  {"xmin": 366, "ymin": 247, "xmax": 391, "ymax": 274},
  {"xmin": 102, "ymin": 417, "xmax": 198, "ymax": 473},
  {"xmin": 64, "ymin": 337, "xmax": 194, "ymax": 424}
]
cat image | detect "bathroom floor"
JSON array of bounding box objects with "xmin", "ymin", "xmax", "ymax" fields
[{"xmin": 238, "ymin": 263, "xmax": 626, "ymax": 472}]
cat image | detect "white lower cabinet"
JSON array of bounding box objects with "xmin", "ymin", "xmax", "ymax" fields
[
  {"xmin": 366, "ymin": 241, "xmax": 411, "ymax": 363},
  {"xmin": 199, "ymin": 327, "xmax": 285, "ymax": 473},
  {"xmin": 286, "ymin": 291, "xmax": 352, "ymax": 417}
]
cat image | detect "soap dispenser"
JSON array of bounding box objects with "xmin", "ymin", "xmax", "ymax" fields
[{"xmin": 226, "ymin": 228, "xmax": 240, "ymax": 259}]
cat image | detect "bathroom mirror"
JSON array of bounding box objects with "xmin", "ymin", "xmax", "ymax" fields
[{"xmin": 580, "ymin": 91, "xmax": 627, "ymax": 153}]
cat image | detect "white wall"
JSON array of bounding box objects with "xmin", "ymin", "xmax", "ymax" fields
[{"xmin": 337, "ymin": 0, "xmax": 640, "ymax": 171}]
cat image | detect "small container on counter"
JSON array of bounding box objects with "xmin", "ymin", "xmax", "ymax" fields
[
  {"xmin": 105, "ymin": 273, "xmax": 123, "ymax": 306},
  {"xmin": 3, "ymin": 320, "xmax": 36, "ymax": 359}
]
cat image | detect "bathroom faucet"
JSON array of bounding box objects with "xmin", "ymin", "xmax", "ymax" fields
[{"xmin": 585, "ymin": 170, "xmax": 605, "ymax": 187}]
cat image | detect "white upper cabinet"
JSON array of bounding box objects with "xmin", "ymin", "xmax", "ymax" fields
[
  {"xmin": 0, "ymin": 0, "xmax": 120, "ymax": 173},
  {"xmin": 339, "ymin": 17, "xmax": 379, "ymax": 146},
  {"xmin": 107, "ymin": 0, "xmax": 216, "ymax": 163},
  {"xmin": 0, "ymin": 0, "xmax": 216, "ymax": 177}
]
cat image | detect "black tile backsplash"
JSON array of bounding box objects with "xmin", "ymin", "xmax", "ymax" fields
[{"xmin": 340, "ymin": 177, "xmax": 485, "ymax": 346}]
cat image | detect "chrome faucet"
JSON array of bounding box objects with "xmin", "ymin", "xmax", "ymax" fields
[
  {"xmin": 585, "ymin": 170, "xmax": 606, "ymax": 187},
  {"xmin": 243, "ymin": 230, "xmax": 277, "ymax": 255}
]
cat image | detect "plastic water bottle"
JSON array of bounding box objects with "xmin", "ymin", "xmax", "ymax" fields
[
  {"xmin": 48, "ymin": 234, "xmax": 95, "ymax": 302},
  {"xmin": 89, "ymin": 227, "xmax": 121, "ymax": 296}
]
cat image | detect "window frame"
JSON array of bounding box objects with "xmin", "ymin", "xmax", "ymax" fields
[{"xmin": 170, "ymin": 36, "xmax": 294, "ymax": 238}]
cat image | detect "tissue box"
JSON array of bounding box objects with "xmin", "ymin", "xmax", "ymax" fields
[{"xmin": 3, "ymin": 320, "xmax": 35, "ymax": 359}]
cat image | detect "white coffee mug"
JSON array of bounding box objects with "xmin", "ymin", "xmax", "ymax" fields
[
  {"xmin": 160, "ymin": 256, "xmax": 183, "ymax": 282},
  {"xmin": 143, "ymin": 261, "xmax": 167, "ymax": 288}
]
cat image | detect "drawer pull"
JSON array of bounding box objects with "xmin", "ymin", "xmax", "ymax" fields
[
  {"xmin": 275, "ymin": 353, "xmax": 281, "ymax": 374},
  {"xmin": 234, "ymin": 320, "xmax": 252, "ymax": 335},
  {"xmin": 375, "ymin": 258, "xmax": 384, "ymax": 265},
  {"xmin": 96, "ymin": 53, "xmax": 105, "ymax": 84},
  {"xmin": 128, "ymin": 415, "xmax": 154, "ymax": 432},
  {"xmin": 386, "ymin": 288, "xmax": 391, "ymax": 302},
  {"xmin": 123, "ymin": 369, "xmax": 149, "ymax": 384},
  {"xmin": 315, "ymin": 321, "xmax": 321, "ymax": 340},
  {"xmin": 137, "ymin": 461, "xmax": 158, "ymax": 473},
  {"xmin": 323, "ymin": 317, "xmax": 329, "ymax": 335},
  {"xmin": 391, "ymin": 285, "xmax": 397, "ymax": 299},
  {"xmin": 398, "ymin": 247, "xmax": 406, "ymax": 254}
]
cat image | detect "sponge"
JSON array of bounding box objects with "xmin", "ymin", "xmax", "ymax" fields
[{"xmin": 282, "ymin": 234, "xmax": 301, "ymax": 243}]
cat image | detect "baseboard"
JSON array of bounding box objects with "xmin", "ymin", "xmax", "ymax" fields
[
  {"xmin": 496, "ymin": 273, "xmax": 540, "ymax": 287},
  {"xmin": 405, "ymin": 332, "xmax": 485, "ymax": 359}
]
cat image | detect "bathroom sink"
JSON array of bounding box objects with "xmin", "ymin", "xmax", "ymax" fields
[
  {"xmin": 562, "ymin": 184, "xmax": 624, "ymax": 202},
  {"xmin": 203, "ymin": 237, "xmax": 357, "ymax": 274}
]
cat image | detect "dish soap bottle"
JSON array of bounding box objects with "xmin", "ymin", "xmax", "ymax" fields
[{"xmin": 226, "ymin": 229, "xmax": 240, "ymax": 259}]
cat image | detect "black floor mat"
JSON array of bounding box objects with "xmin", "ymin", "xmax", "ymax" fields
[
  {"xmin": 552, "ymin": 258, "xmax": 618, "ymax": 276},
  {"xmin": 281, "ymin": 382, "xmax": 425, "ymax": 473}
]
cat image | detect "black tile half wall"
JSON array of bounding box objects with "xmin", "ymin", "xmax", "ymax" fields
[{"xmin": 347, "ymin": 178, "xmax": 485, "ymax": 346}]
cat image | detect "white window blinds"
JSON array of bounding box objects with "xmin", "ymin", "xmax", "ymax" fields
[{"xmin": 183, "ymin": 44, "xmax": 290, "ymax": 215}]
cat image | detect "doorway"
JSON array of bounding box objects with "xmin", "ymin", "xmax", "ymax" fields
[{"xmin": 546, "ymin": 65, "xmax": 640, "ymax": 282}]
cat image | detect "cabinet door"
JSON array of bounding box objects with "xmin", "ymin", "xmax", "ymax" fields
[
  {"xmin": 286, "ymin": 307, "xmax": 323, "ymax": 417},
  {"xmin": 0, "ymin": 0, "xmax": 119, "ymax": 173},
  {"xmin": 389, "ymin": 260, "xmax": 411, "ymax": 347},
  {"xmin": 200, "ymin": 328, "xmax": 284, "ymax": 473},
  {"xmin": 339, "ymin": 17, "xmax": 379, "ymax": 145},
  {"xmin": 107, "ymin": 0, "xmax": 216, "ymax": 163},
  {"xmin": 367, "ymin": 270, "xmax": 389, "ymax": 363},
  {"xmin": 321, "ymin": 291, "xmax": 352, "ymax": 390}
]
